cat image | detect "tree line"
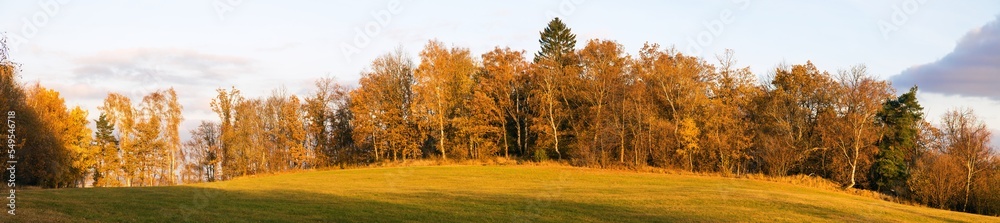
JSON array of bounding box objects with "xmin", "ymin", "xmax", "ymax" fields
[{"xmin": 0, "ymin": 18, "xmax": 997, "ymax": 215}]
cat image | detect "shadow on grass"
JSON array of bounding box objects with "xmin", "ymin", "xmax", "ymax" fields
[{"xmin": 15, "ymin": 186, "xmax": 705, "ymax": 223}]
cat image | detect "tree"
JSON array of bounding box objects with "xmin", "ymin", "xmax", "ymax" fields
[
  {"xmin": 100, "ymin": 93, "xmax": 137, "ymax": 186},
  {"xmin": 24, "ymin": 84, "xmax": 90, "ymax": 187},
  {"xmin": 268, "ymin": 91, "xmax": 307, "ymax": 169},
  {"xmin": 413, "ymin": 40, "xmax": 476, "ymax": 159},
  {"xmin": 66, "ymin": 107, "xmax": 93, "ymax": 187},
  {"xmin": 703, "ymin": 49, "xmax": 758, "ymax": 175},
  {"xmin": 165, "ymin": 89, "xmax": 183, "ymax": 184},
  {"xmin": 351, "ymin": 49, "xmax": 419, "ymax": 162},
  {"xmin": 456, "ymin": 90, "xmax": 502, "ymax": 159},
  {"xmin": 531, "ymin": 17, "xmax": 579, "ymax": 160},
  {"xmin": 92, "ymin": 113, "xmax": 120, "ymax": 187},
  {"xmin": 940, "ymin": 108, "xmax": 993, "ymax": 211},
  {"xmin": 210, "ymin": 87, "xmax": 243, "ymax": 179},
  {"xmin": 535, "ymin": 17, "xmax": 577, "ymax": 64},
  {"xmin": 232, "ymin": 98, "xmax": 266, "ymax": 175},
  {"xmin": 633, "ymin": 43, "xmax": 712, "ymax": 169},
  {"xmin": 480, "ymin": 47, "xmax": 529, "ymax": 158},
  {"xmin": 185, "ymin": 121, "xmax": 220, "ymax": 182},
  {"xmin": 133, "ymin": 90, "xmax": 180, "ymax": 186},
  {"xmin": 754, "ymin": 62, "xmax": 837, "ymax": 176},
  {"xmin": 871, "ymin": 86, "xmax": 923, "ymax": 194},
  {"xmin": 577, "ymin": 39, "xmax": 629, "ymax": 165},
  {"xmin": 134, "ymin": 92, "xmax": 165, "ymax": 186},
  {"xmin": 304, "ymin": 77, "xmax": 353, "ymax": 166},
  {"xmin": 909, "ymin": 149, "xmax": 965, "ymax": 209},
  {"xmin": 820, "ymin": 65, "xmax": 892, "ymax": 188}
]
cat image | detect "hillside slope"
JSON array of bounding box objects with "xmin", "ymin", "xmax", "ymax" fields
[{"xmin": 13, "ymin": 165, "xmax": 999, "ymax": 222}]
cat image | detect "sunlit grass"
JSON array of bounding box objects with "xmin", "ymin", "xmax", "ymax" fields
[{"xmin": 13, "ymin": 165, "xmax": 999, "ymax": 222}]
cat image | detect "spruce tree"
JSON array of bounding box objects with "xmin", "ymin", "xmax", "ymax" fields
[
  {"xmin": 535, "ymin": 17, "xmax": 577, "ymax": 64},
  {"xmin": 871, "ymin": 86, "xmax": 923, "ymax": 195}
]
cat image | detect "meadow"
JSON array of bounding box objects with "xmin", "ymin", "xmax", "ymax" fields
[{"xmin": 11, "ymin": 165, "xmax": 999, "ymax": 222}]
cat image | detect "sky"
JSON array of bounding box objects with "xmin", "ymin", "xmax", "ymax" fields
[{"xmin": 1, "ymin": 0, "xmax": 999, "ymax": 147}]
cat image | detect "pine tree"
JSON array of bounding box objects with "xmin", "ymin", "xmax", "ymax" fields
[
  {"xmin": 93, "ymin": 113, "xmax": 120, "ymax": 187},
  {"xmin": 535, "ymin": 17, "xmax": 577, "ymax": 64},
  {"xmin": 531, "ymin": 17, "xmax": 579, "ymax": 160},
  {"xmin": 872, "ymin": 86, "xmax": 923, "ymax": 194}
]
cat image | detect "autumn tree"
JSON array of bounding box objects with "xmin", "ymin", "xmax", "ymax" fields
[
  {"xmin": 185, "ymin": 121, "xmax": 220, "ymax": 182},
  {"xmin": 115, "ymin": 89, "xmax": 184, "ymax": 185},
  {"xmin": 456, "ymin": 90, "xmax": 503, "ymax": 159},
  {"xmin": 66, "ymin": 107, "xmax": 93, "ymax": 186},
  {"xmin": 413, "ymin": 40, "xmax": 477, "ymax": 159},
  {"xmin": 233, "ymin": 98, "xmax": 267, "ymax": 175},
  {"xmin": 633, "ymin": 43, "xmax": 712, "ymax": 170},
  {"xmin": 165, "ymin": 89, "xmax": 183, "ymax": 184},
  {"xmin": 210, "ymin": 87, "xmax": 243, "ymax": 179},
  {"xmin": 480, "ymin": 47, "xmax": 530, "ymax": 158},
  {"xmin": 304, "ymin": 77, "xmax": 353, "ymax": 166},
  {"xmin": 621, "ymin": 60, "xmax": 650, "ymax": 167},
  {"xmin": 754, "ymin": 62, "xmax": 837, "ymax": 176},
  {"xmin": 264, "ymin": 89, "xmax": 307, "ymax": 170},
  {"xmin": 351, "ymin": 49, "xmax": 419, "ymax": 162},
  {"xmin": 100, "ymin": 93, "xmax": 136, "ymax": 186},
  {"xmin": 909, "ymin": 149, "xmax": 965, "ymax": 209},
  {"xmin": 939, "ymin": 108, "xmax": 993, "ymax": 211},
  {"xmin": 531, "ymin": 17, "xmax": 579, "ymax": 160},
  {"xmin": 970, "ymin": 157, "xmax": 1000, "ymax": 215},
  {"xmin": 819, "ymin": 65, "xmax": 893, "ymax": 188},
  {"xmin": 0, "ymin": 60, "xmax": 50, "ymax": 187},
  {"xmin": 576, "ymin": 39, "xmax": 629, "ymax": 165},
  {"xmin": 133, "ymin": 91, "xmax": 167, "ymax": 186},
  {"xmin": 24, "ymin": 84, "xmax": 91, "ymax": 187},
  {"xmin": 703, "ymin": 49, "xmax": 758, "ymax": 175}
]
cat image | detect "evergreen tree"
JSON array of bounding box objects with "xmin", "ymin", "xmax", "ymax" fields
[
  {"xmin": 531, "ymin": 17, "xmax": 580, "ymax": 160},
  {"xmin": 535, "ymin": 17, "xmax": 577, "ymax": 64},
  {"xmin": 871, "ymin": 86, "xmax": 923, "ymax": 194},
  {"xmin": 92, "ymin": 113, "xmax": 119, "ymax": 186}
]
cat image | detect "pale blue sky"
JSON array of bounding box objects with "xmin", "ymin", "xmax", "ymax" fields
[{"xmin": 2, "ymin": 0, "xmax": 999, "ymax": 144}]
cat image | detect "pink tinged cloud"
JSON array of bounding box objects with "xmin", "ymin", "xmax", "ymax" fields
[{"xmin": 890, "ymin": 16, "xmax": 1000, "ymax": 100}]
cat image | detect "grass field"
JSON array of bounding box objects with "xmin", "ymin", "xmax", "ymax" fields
[{"xmin": 11, "ymin": 165, "xmax": 1000, "ymax": 222}]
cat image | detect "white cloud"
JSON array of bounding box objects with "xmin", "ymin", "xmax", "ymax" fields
[{"xmin": 891, "ymin": 16, "xmax": 1000, "ymax": 100}]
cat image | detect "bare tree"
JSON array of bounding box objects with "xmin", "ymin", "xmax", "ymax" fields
[{"xmin": 940, "ymin": 108, "xmax": 993, "ymax": 211}]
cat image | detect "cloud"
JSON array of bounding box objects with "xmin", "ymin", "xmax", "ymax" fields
[
  {"xmin": 72, "ymin": 48, "xmax": 254, "ymax": 90},
  {"xmin": 891, "ymin": 16, "xmax": 1000, "ymax": 100},
  {"xmin": 61, "ymin": 48, "xmax": 257, "ymax": 140}
]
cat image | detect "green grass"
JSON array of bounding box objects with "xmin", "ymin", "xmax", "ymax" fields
[{"xmin": 12, "ymin": 165, "xmax": 1000, "ymax": 222}]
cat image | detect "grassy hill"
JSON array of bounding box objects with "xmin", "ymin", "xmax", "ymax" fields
[{"xmin": 12, "ymin": 165, "xmax": 999, "ymax": 222}]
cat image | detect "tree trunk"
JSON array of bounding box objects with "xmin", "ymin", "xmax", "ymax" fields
[
  {"xmin": 547, "ymin": 82, "xmax": 560, "ymax": 160},
  {"xmin": 515, "ymin": 117, "xmax": 522, "ymax": 158},
  {"xmin": 846, "ymin": 160, "xmax": 857, "ymax": 189},
  {"xmin": 439, "ymin": 116, "xmax": 446, "ymax": 160},
  {"xmin": 964, "ymin": 162, "xmax": 973, "ymax": 212},
  {"xmin": 169, "ymin": 151, "xmax": 175, "ymax": 185},
  {"xmin": 372, "ymin": 131, "xmax": 379, "ymax": 161},
  {"xmin": 502, "ymin": 120, "xmax": 509, "ymax": 159}
]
